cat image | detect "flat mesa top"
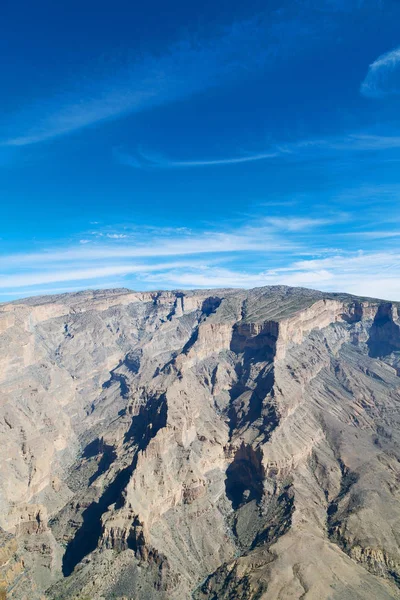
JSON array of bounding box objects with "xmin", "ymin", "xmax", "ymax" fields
[{"xmin": 2, "ymin": 286, "xmax": 398, "ymax": 326}]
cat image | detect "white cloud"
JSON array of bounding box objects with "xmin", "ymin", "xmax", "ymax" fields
[
  {"xmin": 141, "ymin": 266, "xmax": 334, "ymax": 289},
  {"xmin": 2, "ymin": 218, "xmax": 400, "ymax": 302},
  {"xmin": 289, "ymin": 251, "xmax": 400, "ymax": 271},
  {"xmin": 0, "ymin": 282, "xmax": 126, "ymax": 297},
  {"xmin": 343, "ymin": 230, "xmax": 400, "ymax": 239},
  {"xmin": 2, "ymin": 248, "xmax": 400, "ymax": 301},
  {"xmin": 2, "ymin": 227, "xmax": 296, "ymax": 268},
  {"xmin": 141, "ymin": 252, "xmax": 400, "ymax": 300},
  {"xmin": 263, "ymin": 216, "xmax": 337, "ymax": 231},
  {"xmin": 361, "ymin": 46, "xmax": 400, "ymax": 97}
]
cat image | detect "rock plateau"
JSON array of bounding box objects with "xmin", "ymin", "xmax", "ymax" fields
[{"xmin": 1, "ymin": 285, "xmax": 400, "ymax": 599}]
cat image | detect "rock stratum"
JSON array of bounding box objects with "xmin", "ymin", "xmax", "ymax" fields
[{"xmin": 1, "ymin": 285, "xmax": 400, "ymax": 599}]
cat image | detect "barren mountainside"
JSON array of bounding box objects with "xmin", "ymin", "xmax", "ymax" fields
[{"xmin": 1, "ymin": 285, "xmax": 400, "ymax": 599}]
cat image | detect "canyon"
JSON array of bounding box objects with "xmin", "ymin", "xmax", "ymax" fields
[{"xmin": 0, "ymin": 285, "xmax": 400, "ymax": 599}]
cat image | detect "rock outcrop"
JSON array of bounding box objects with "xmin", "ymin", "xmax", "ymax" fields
[{"xmin": 1, "ymin": 285, "xmax": 400, "ymax": 599}]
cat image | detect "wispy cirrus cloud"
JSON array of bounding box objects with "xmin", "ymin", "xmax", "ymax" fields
[
  {"xmin": 2, "ymin": 213, "xmax": 345, "ymax": 275},
  {"xmin": 1, "ymin": 214, "xmax": 398, "ymax": 301},
  {"xmin": 263, "ymin": 216, "xmax": 341, "ymax": 231},
  {"xmin": 343, "ymin": 230, "xmax": 400, "ymax": 239},
  {"xmin": 114, "ymin": 147, "xmax": 282, "ymax": 169},
  {"xmin": 361, "ymin": 46, "xmax": 400, "ymax": 97},
  {"xmin": 0, "ymin": 14, "xmax": 312, "ymax": 148},
  {"xmin": 4, "ymin": 250, "xmax": 400, "ymax": 301},
  {"xmin": 140, "ymin": 265, "xmax": 334, "ymax": 289},
  {"xmin": 0, "ymin": 283, "xmax": 126, "ymax": 298},
  {"xmin": 283, "ymin": 251, "xmax": 400, "ymax": 273},
  {"xmin": 2, "ymin": 226, "xmax": 297, "ymax": 269},
  {"xmin": 0, "ymin": 261, "xmax": 203, "ymax": 289},
  {"xmin": 2, "ymin": 1, "xmax": 381, "ymax": 149},
  {"xmin": 116, "ymin": 132, "xmax": 400, "ymax": 170},
  {"xmin": 0, "ymin": 217, "xmax": 340, "ymax": 297}
]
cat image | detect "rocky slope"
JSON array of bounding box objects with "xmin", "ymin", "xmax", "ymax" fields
[{"xmin": 1, "ymin": 285, "xmax": 400, "ymax": 599}]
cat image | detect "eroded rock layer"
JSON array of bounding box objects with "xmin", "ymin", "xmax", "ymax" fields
[{"xmin": 1, "ymin": 286, "xmax": 400, "ymax": 599}]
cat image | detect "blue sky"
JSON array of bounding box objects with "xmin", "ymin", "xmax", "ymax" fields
[{"xmin": 2, "ymin": 0, "xmax": 400, "ymax": 301}]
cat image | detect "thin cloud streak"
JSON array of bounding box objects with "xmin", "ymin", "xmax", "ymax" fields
[
  {"xmin": 342, "ymin": 230, "xmax": 400, "ymax": 239},
  {"xmin": 117, "ymin": 133, "xmax": 400, "ymax": 170},
  {"xmin": 141, "ymin": 266, "xmax": 333, "ymax": 289},
  {"xmin": 0, "ymin": 261, "xmax": 205, "ymax": 289},
  {"xmin": 288, "ymin": 251, "xmax": 400, "ymax": 272},
  {"xmin": 263, "ymin": 216, "xmax": 339, "ymax": 231},
  {"xmin": 114, "ymin": 147, "xmax": 281, "ymax": 168},
  {"xmin": 0, "ymin": 282, "xmax": 126, "ymax": 298}
]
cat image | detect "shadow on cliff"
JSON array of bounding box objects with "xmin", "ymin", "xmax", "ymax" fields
[
  {"xmin": 62, "ymin": 394, "xmax": 167, "ymax": 577},
  {"xmin": 367, "ymin": 304, "xmax": 400, "ymax": 358},
  {"xmin": 181, "ymin": 297, "xmax": 222, "ymax": 355},
  {"xmin": 225, "ymin": 443, "xmax": 264, "ymax": 509},
  {"xmin": 227, "ymin": 323, "xmax": 279, "ymax": 441}
]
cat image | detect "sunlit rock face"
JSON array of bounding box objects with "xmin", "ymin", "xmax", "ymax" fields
[{"xmin": 1, "ymin": 285, "xmax": 400, "ymax": 600}]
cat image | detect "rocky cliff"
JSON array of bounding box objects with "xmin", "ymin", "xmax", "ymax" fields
[{"xmin": 1, "ymin": 285, "xmax": 400, "ymax": 599}]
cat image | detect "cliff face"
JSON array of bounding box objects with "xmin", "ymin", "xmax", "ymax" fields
[{"xmin": 1, "ymin": 286, "xmax": 400, "ymax": 599}]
